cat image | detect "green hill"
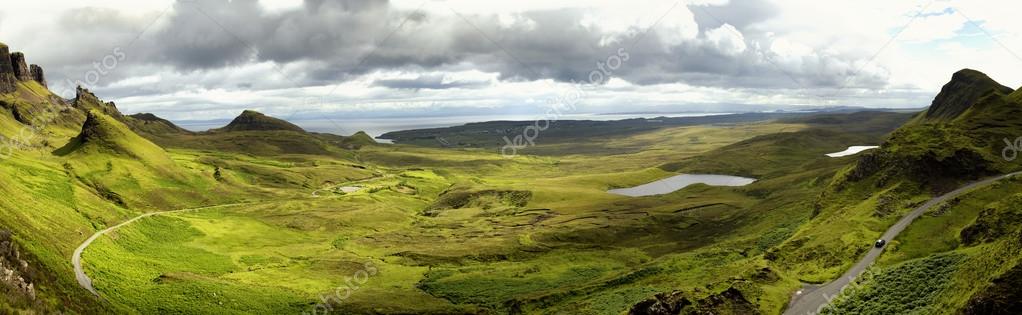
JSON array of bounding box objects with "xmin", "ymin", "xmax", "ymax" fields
[
  {"xmin": 772, "ymin": 69, "xmax": 1022, "ymax": 313},
  {"xmin": 55, "ymin": 110, "xmax": 174, "ymax": 166},
  {"xmin": 921, "ymin": 69, "xmax": 1014, "ymax": 121},
  {"xmin": 125, "ymin": 113, "xmax": 192, "ymax": 136},
  {"xmin": 213, "ymin": 110, "xmax": 304, "ymax": 133},
  {"xmin": 844, "ymin": 69, "xmax": 1019, "ymax": 189}
]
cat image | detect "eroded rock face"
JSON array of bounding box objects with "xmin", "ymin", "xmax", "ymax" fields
[
  {"xmin": 0, "ymin": 230, "xmax": 36, "ymax": 301},
  {"xmin": 10, "ymin": 52, "xmax": 31, "ymax": 81},
  {"xmin": 30, "ymin": 64, "xmax": 45, "ymax": 87},
  {"xmin": 0, "ymin": 43, "xmax": 16, "ymax": 93}
]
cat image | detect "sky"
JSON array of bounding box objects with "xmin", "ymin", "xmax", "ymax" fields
[{"xmin": 1, "ymin": 0, "xmax": 1021, "ymax": 122}]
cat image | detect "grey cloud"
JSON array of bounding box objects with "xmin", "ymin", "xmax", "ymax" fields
[
  {"xmin": 372, "ymin": 74, "xmax": 490, "ymax": 90},
  {"xmin": 27, "ymin": 0, "xmax": 891, "ymax": 95}
]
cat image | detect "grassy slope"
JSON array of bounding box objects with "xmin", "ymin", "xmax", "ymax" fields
[
  {"xmin": 781, "ymin": 71, "xmax": 1022, "ymax": 314},
  {"xmin": 72, "ymin": 112, "xmax": 910, "ymax": 315},
  {"xmin": 5, "ymin": 74, "xmax": 1001, "ymax": 315}
]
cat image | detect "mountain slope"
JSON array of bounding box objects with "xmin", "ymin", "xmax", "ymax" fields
[
  {"xmin": 213, "ymin": 110, "xmax": 304, "ymax": 133},
  {"xmin": 772, "ymin": 69, "xmax": 1022, "ymax": 313},
  {"xmin": 922, "ymin": 69, "xmax": 1014, "ymax": 121},
  {"xmin": 125, "ymin": 113, "xmax": 193, "ymax": 136},
  {"xmin": 847, "ymin": 69, "xmax": 1019, "ymax": 190},
  {"xmin": 55, "ymin": 110, "xmax": 174, "ymax": 166},
  {"xmin": 127, "ymin": 111, "xmax": 359, "ymax": 157}
]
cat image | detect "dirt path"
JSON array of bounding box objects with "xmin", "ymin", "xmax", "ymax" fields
[{"xmin": 72, "ymin": 202, "xmax": 254, "ymax": 296}]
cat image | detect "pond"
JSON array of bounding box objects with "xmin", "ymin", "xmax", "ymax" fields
[
  {"xmin": 825, "ymin": 146, "xmax": 879, "ymax": 157},
  {"xmin": 608, "ymin": 174, "xmax": 757, "ymax": 197}
]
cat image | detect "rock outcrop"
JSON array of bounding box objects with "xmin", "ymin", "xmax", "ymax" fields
[
  {"xmin": 73, "ymin": 86, "xmax": 122, "ymax": 118},
  {"xmin": 29, "ymin": 65, "xmax": 45, "ymax": 87},
  {"xmin": 0, "ymin": 230, "xmax": 36, "ymax": 301},
  {"xmin": 0, "ymin": 43, "xmax": 48, "ymax": 92},
  {"xmin": 0, "ymin": 42, "xmax": 16, "ymax": 93},
  {"xmin": 10, "ymin": 52, "xmax": 31, "ymax": 81}
]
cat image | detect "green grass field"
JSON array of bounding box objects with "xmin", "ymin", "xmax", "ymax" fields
[{"xmin": 2, "ymin": 78, "xmax": 1018, "ymax": 314}]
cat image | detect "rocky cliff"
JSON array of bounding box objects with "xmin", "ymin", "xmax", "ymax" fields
[
  {"xmin": 0, "ymin": 41, "xmax": 48, "ymax": 92},
  {"xmin": 9, "ymin": 52, "xmax": 30, "ymax": 81},
  {"xmin": 924, "ymin": 69, "xmax": 1013, "ymax": 121},
  {"xmin": 0, "ymin": 43, "xmax": 16, "ymax": 93},
  {"xmin": 0, "ymin": 42, "xmax": 48, "ymax": 92},
  {"xmin": 29, "ymin": 65, "xmax": 45, "ymax": 87}
]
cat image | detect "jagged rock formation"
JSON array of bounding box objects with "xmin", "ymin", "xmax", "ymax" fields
[
  {"xmin": 72, "ymin": 86, "xmax": 122, "ymax": 118},
  {"xmin": 924, "ymin": 69, "xmax": 1013, "ymax": 121},
  {"xmin": 0, "ymin": 43, "xmax": 48, "ymax": 92},
  {"xmin": 216, "ymin": 110, "xmax": 305, "ymax": 133},
  {"xmin": 0, "ymin": 42, "xmax": 16, "ymax": 93},
  {"xmin": 10, "ymin": 52, "xmax": 30, "ymax": 81},
  {"xmin": 29, "ymin": 65, "xmax": 45, "ymax": 87}
]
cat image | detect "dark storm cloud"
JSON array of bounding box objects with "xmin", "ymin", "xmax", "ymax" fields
[
  {"xmin": 31, "ymin": 0, "xmax": 891, "ymax": 93},
  {"xmin": 149, "ymin": 0, "xmax": 264, "ymax": 69}
]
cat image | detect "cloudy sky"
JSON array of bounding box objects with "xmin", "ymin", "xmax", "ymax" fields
[{"xmin": 1, "ymin": 0, "xmax": 1021, "ymax": 122}]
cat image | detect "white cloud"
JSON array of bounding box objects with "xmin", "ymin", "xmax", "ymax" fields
[
  {"xmin": 705, "ymin": 23, "xmax": 747, "ymax": 56},
  {"xmin": 2, "ymin": 0, "xmax": 1022, "ymax": 122}
]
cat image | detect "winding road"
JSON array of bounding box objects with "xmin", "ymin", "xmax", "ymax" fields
[
  {"xmin": 783, "ymin": 171, "xmax": 1022, "ymax": 315},
  {"xmin": 72, "ymin": 202, "xmax": 253, "ymax": 296},
  {"xmin": 74, "ymin": 174, "xmax": 389, "ymax": 295}
]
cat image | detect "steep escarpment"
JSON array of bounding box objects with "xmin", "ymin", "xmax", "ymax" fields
[
  {"xmin": 0, "ymin": 43, "xmax": 48, "ymax": 93},
  {"xmin": 841, "ymin": 69, "xmax": 1018, "ymax": 191},
  {"xmin": 923, "ymin": 69, "xmax": 1014, "ymax": 121},
  {"xmin": 0, "ymin": 43, "xmax": 17, "ymax": 93}
]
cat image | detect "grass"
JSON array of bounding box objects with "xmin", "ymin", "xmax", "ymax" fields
[
  {"xmin": 821, "ymin": 253, "xmax": 967, "ymax": 315},
  {"xmin": 0, "ymin": 85, "xmax": 987, "ymax": 315}
]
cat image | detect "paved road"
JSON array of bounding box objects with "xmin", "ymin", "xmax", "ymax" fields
[
  {"xmin": 72, "ymin": 202, "xmax": 253, "ymax": 296},
  {"xmin": 783, "ymin": 171, "xmax": 1022, "ymax": 315}
]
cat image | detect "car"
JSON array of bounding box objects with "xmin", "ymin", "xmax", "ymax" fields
[{"xmin": 875, "ymin": 239, "xmax": 886, "ymax": 248}]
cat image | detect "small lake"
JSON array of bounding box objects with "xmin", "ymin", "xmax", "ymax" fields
[
  {"xmin": 608, "ymin": 174, "xmax": 757, "ymax": 197},
  {"xmin": 825, "ymin": 146, "xmax": 879, "ymax": 157},
  {"xmin": 338, "ymin": 186, "xmax": 362, "ymax": 193}
]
